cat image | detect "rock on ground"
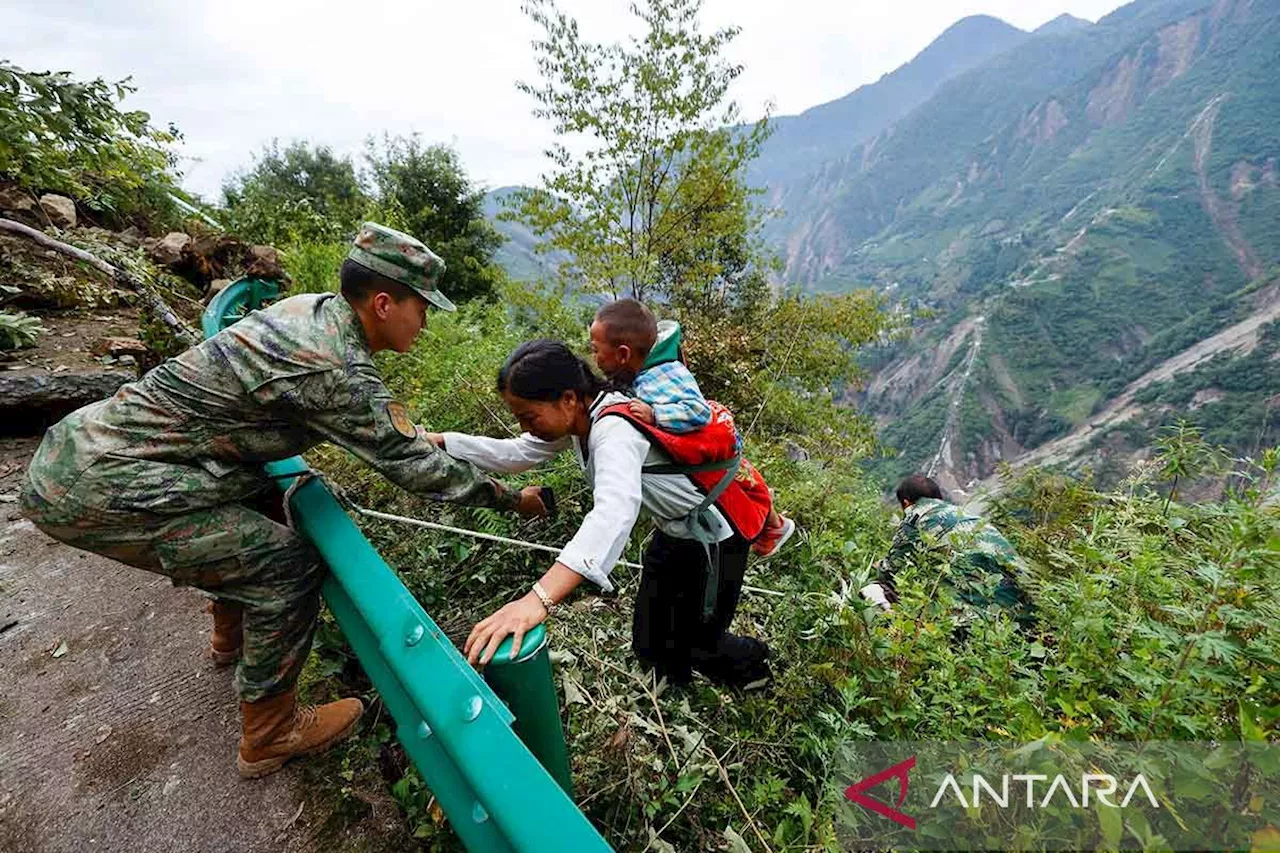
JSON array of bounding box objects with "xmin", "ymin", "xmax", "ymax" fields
[
  {"xmin": 0, "ymin": 370, "xmax": 134, "ymax": 434},
  {"xmin": 89, "ymin": 337, "xmax": 150, "ymax": 360},
  {"xmin": 38, "ymin": 195, "xmax": 77, "ymax": 229},
  {"xmin": 204, "ymin": 279, "xmax": 233, "ymax": 304},
  {"xmin": 146, "ymin": 232, "xmax": 192, "ymax": 267},
  {"xmin": 246, "ymin": 246, "xmax": 286, "ymax": 281},
  {"xmin": 0, "ymin": 185, "xmax": 36, "ymax": 214}
]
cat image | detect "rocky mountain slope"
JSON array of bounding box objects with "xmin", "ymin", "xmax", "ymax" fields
[
  {"xmin": 766, "ymin": 0, "xmax": 1279, "ymax": 490},
  {"xmin": 484, "ymin": 0, "xmax": 1279, "ymax": 492}
]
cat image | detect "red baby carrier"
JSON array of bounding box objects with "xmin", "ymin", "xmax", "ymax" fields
[
  {"xmin": 597, "ymin": 395, "xmax": 773, "ymax": 620},
  {"xmin": 597, "ymin": 401, "xmax": 772, "ymax": 543}
]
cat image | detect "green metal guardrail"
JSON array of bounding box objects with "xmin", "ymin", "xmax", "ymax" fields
[{"xmin": 203, "ymin": 279, "xmax": 610, "ymax": 852}]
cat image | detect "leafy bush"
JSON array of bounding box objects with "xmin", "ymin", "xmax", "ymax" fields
[
  {"xmin": 221, "ymin": 140, "xmax": 368, "ymax": 247},
  {"xmin": 283, "ymin": 241, "xmax": 348, "ymax": 295},
  {"xmin": 0, "ymin": 61, "xmax": 181, "ymax": 226},
  {"xmin": 222, "ymin": 136, "xmax": 507, "ymax": 305},
  {"xmin": 0, "ymin": 310, "xmax": 44, "ymax": 350},
  {"xmin": 365, "ymin": 134, "xmax": 505, "ymax": 304}
]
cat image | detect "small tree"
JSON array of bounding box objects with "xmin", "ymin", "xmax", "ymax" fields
[
  {"xmin": 513, "ymin": 0, "xmax": 895, "ymax": 454},
  {"xmin": 365, "ymin": 135, "xmax": 505, "ymax": 303},
  {"xmin": 512, "ymin": 0, "xmax": 771, "ymax": 303},
  {"xmin": 1155, "ymin": 420, "xmax": 1223, "ymax": 512},
  {"xmin": 221, "ymin": 140, "xmax": 369, "ymax": 246}
]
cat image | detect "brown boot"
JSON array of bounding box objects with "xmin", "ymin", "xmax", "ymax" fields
[
  {"xmin": 237, "ymin": 689, "xmax": 363, "ymax": 779},
  {"xmin": 207, "ymin": 600, "xmax": 244, "ymax": 667}
]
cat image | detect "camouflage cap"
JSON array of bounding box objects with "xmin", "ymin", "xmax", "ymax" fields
[{"xmin": 348, "ymin": 222, "xmax": 455, "ymax": 312}]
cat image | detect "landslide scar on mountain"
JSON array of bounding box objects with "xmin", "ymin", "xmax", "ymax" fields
[{"xmin": 1191, "ymin": 95, "xmax": 1263, "ymax": 281}]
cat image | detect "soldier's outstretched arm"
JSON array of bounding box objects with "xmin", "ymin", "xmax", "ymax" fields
[{"xmin": 292, "ymin": 367, "xmax": 521, "ymax": 511}]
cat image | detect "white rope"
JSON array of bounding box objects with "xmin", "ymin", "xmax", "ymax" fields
[
  {"xmin": 351, "ymin": 505, "xmax": 785, "ymax": 597},
  {"xmin": 354, "ymin": 506, "xmax": 645, "ymax": 569}
]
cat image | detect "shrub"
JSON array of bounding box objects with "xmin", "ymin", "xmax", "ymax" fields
[
  {"xmin": 0, "ymin": 61, "xmax": 182, "ymax": 226},
  {"xmin": 0, "ymin": 310, "xmax": 44, "ymax": 350}
]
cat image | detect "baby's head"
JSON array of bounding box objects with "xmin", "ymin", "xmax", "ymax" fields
[{"xmin": 589, "ymin": 298, "xmax": 657, "ymax": 378}]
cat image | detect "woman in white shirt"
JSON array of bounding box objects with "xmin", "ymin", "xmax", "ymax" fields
[{"xmin": 443, "ymin": 340, "xmax": 771, "ymax": 690}]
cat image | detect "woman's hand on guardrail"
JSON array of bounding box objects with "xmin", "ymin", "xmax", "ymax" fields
[{"xmin": 465, "ymin": 592, "xmax": 548, "ymax": 666}]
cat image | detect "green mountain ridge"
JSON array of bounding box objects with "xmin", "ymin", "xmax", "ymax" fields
[
  {"xmin": 823, "ymin": 0, "xmax": 1280, "ymax": 491},
  {"xmin": 771, "ymin": 0, "xmax": 1214, "ymax": 284},
  {"xmin": 484, "ymin": 0, "xmax": 1279, "ymax": 492},
  {"xmin": 748, "ymin": 15, "xmax": 1030, "ymax": 190}
]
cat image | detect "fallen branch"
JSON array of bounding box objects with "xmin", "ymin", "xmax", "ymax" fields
[
  {"xmin": 584, "ymin": 651, "xmax": 679, "ymax": 766},
  {"xmin": 0, "ymin": 217, "xmax": 199, "ymax": 348},
  {"xmin": 702, "ymin": 741, "xmax": 774, "ymax": 853}
]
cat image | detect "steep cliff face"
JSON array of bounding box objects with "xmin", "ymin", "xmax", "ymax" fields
[{"xmin": 787, "ymin": 0, "xmax": 1280, "ymax": 486}]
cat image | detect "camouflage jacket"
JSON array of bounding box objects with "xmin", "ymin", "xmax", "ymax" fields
[
  {"xmin": 26, "ymin": 293, "xmax": 511, "ymax": 514},
  {"xmin": 879, "ymin": 498, "xmax": 1030, "ymax": 617}
]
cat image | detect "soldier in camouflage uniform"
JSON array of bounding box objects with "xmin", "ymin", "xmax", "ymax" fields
[
  {"xmin": 872, "ymin": 474, "xmax": 1034, "ymax": 628},
  {"xmin": 20, "ymin": 222, "xmax": 546, "ymax": 778}
]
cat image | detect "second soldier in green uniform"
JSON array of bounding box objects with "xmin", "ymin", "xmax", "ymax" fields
[
  {"xmin": 869, "ymin": 474, "xmax": 1034, "ymax": 629},
  {"xmin": 20, "ymin": 223, "xmax": 546, "ymax": 778}
]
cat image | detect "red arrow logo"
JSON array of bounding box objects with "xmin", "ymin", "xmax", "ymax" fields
[{"xmin": 844, "ymin": 755, "xmax": 916, "ymax": 829}]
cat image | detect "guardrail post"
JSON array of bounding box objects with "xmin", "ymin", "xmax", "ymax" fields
[{"xmin": 487, "ymin": 629, "xmax": 575, "ymax": 796}]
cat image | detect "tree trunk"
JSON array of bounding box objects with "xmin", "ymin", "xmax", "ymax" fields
[{"xmin": 0, "ymin": 218, "xmax": 199, "ymax": 348}]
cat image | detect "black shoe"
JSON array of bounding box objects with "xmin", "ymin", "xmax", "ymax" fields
[
  {"xmin": 727, "ymin": 638, "xmax": 773, "ymax": 691},
  {"xmin": 738, "ymin": 659, "xmax": 773, "ymax": 692}
]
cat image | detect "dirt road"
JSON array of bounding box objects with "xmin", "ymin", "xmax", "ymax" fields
[
  {"xmin": 0, "ymin": 438, "xmax": 313, "ymax": 853},
  {"xmin": 1004, "ymin": 286, "xmax": 1280, "ymax": 474}
]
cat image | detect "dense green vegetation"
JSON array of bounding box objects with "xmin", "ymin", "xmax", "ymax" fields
[
  {"xmin": 294, "ymin": 289, "xmax": 1279, "ymax": 848},
  {"xmin": 0, "ymin": 60, "xmax": 183, "ymax": 226},
  {"xmin": 223, "ymin": 135, "xmax": 505, "ymax": 305},
  {"xmin": 273, "ymin": 2, "xmax": 1277, "ymax": 847},
  {"xmin": 220, "ymin": 140, "xmax": 367, "ymax": 246},
  {"xmin": 5, "ymin": 2, "xmax": 1278, "ymax": 848}
]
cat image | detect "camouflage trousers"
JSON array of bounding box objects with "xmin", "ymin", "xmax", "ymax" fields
[{"xmin": 20, "ymin": 460, "xmax": 326, "ymax": 703}]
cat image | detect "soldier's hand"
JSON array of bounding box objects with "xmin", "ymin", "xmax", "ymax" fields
[
  {"xmin": 860, "ymin": 582, "xmax": 893, "ymax": 611},
  {"xmin": 515, "ymin": 485, "xmax": 548, "ymax": 518}
]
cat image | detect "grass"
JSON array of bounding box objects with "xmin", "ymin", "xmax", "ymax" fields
[{"xmin": 1049, "ymin": 385, "xmax": 1103, "ymax": 427}]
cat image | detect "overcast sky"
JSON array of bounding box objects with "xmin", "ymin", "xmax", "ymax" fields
[{"xmin": 4, "ymin": 0, "xmax": 1127, "ymax": 200}]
